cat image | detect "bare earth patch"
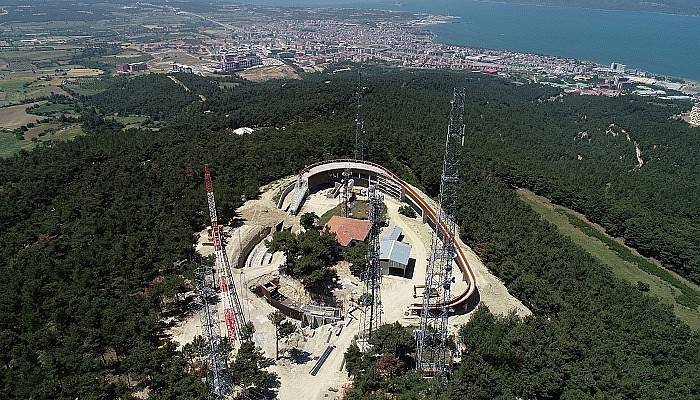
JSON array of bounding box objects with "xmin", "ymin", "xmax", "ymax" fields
[
  {"xmin": 237, "ymin": 64, "xmax": 301, "ymax": 82},
  {"xmin": 67, "ymin": 68, "xmax": 103, "ymax": 77},
  {"xmin": 0, "ymin": 102, "xmax": 46, "ymax": 129}
]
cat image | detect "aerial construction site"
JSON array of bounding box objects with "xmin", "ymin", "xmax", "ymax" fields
[{"xmin": 168, "ymin": 83, "xmax": 530, "ymax": 400}]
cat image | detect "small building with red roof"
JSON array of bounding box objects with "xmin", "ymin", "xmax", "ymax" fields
[{"xmin": 325, "ymin": 215, "xmax": 371, "ymax": 247}]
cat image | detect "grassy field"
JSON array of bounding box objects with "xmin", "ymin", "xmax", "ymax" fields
[
  {"xmin": 319, "ymin": 200, "xmax": 370, "ymax": 226},
  {"xmin": 27, "ymin": 102, "xmax": 73, "ymax": 116},
  {"xmin": 0, "ymin": 124, "xmax": 83, "ymax": 158},
  {"xmin": 63, "ymin": 78, "xmax": 110, "ymax": 96},
  {"xmin": 519, "ymin": 189, "xmax": 700, "ymax": 331}
]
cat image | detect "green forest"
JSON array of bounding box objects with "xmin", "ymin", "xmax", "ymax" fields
[{"xmin": 1, "ymin": 68, "xmax": 699, "ymax": 398}]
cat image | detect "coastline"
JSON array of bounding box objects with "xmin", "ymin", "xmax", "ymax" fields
[
  {"xmin": 468, "ymin": 0, "xmax": 700, "ymax": 18},
  {"xmin": 409, "ymin": 12, "xmax": 699, "ymax": 87}
]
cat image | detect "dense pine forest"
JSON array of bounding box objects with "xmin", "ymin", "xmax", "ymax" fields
[{"xmin": 1, "ymin": 68, "xmax": 699, "ymax": 399}]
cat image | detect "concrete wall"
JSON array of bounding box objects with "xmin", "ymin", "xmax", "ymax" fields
[
  {"xmin": 233, "ymin": 226, "xmax": 272, "ymax": 269},
  {"xmin": 277, "ymin": 181, "xmax": 297, "ymax": 209}
]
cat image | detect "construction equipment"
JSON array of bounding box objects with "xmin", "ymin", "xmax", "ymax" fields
[{"xmin": 204, "ymin": 164, "xmax": 247, "ymax": 341}]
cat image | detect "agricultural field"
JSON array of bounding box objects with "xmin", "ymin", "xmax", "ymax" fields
[
  {"xmin": 0, "ymin": 123, "xmax": 83, "ymax": 158},
  {"xmin": 26, "ymin": 102, "xmax": 74, "ymax": 116},
  {"xmin": 0, "ymin": 102, "xmax": 46, "ymax": 129}
]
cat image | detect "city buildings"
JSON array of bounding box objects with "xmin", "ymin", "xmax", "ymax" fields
[
  {"xmin": 215, "ymin": 48, "xmax": 262, "ymax": 73},
  {"xmin": 116, "ymin": 62, "xmax": 148, "ymax": 73},
  {"xmin": 171, "ymin": 63, "xmax": 193, "ymax": 74},
  {"xmin": 611, "ymin": 62, "xmax": 626, "ymax": 73}
]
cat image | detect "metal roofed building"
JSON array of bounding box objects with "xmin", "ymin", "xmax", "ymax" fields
[
  {"xmin": 384, "ymin": 226, "xmax": 403, "ymax": 242},
  {"xmin": 380, "ymin": 226, "xmax": 412, "ymax": 276}
]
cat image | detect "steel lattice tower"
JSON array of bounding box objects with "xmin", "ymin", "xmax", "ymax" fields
[
  {"xmin": 360, "ymin": 183, "xmax": 383, "ymax": 341},
  {"xmin": 415, "ymin": 87, "xmax": 466, "ymax": 374},
  {"xmin": 194, "ymin": 257, "xmax": 228, "ymax": 400},
  {"xmin": 204, "ymin": 164, "xmax": 247, "ymax": 341},
  {"xmin": 354, "ymin": 70, "xmax": 365, "ymax": 161},
  {"xmin": 341, "ymin": 169, "xmax": 351, "ymax": 218}
]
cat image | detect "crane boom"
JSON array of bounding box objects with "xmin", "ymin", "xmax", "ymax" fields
[{"xmin": 204, "ymin": 164, "xmax": 247, "ymax": 341}]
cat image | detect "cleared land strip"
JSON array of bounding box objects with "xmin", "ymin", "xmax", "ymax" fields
[{"xmin": 519, "ymin": 188, "xmax": 700, "ymax": 330}]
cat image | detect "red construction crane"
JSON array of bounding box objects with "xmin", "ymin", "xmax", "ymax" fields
[{"xmin": 204, "ymin": 164, "xmax": 247, "ymax": 341}]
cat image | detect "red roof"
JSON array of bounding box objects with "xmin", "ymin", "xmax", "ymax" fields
[{"xmin": 325, "ymin": 215, "xmax": 371, "ymax": 247}]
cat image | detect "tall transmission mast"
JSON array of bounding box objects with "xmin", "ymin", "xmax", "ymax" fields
[
  {"xmin": 354, "ymin": 70, "xmax": 365, "ymax": 161},
  {"xmin": 360, "ymin": 183, "xmax": 383, "ymax": 342},
  {"xmin": 415, "ymin": 87, "xmax": 466, "ymax": 375},
  {"xmin": 194, "ymin": 256, "xmax": 228, "ymax": 400},
  {"xmin": 204, "ymin": 164, "xmax": 247, "ymax": 341},
  {"xmin": 340, "ymin": 169, "xmax": 351, "ymax": 218}
]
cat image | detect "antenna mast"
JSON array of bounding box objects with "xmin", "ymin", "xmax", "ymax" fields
[
  {"xmin": 355, "ymin": 69, "xmax": 365, "ymax": 161},
  {"xmin": 194, "ymin": 256, "xmax": 228, "ymax": 400},
  {"xmin": 360, "ymin": 182, "xmax": 383, "ymax": 342},
  {"xmin": 204, "ymin": 164, "xmax": 247, "ymax": 341},
  {"xmin": 415, "ymin": 87, "xmax": 466, "ymax": 375}
]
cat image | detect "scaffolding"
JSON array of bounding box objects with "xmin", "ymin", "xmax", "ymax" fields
[{"xmin": 415, "ymin": 87, "xmax": 466, "ymax": 374}]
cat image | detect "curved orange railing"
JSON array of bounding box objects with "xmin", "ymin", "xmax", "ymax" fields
[{"xmin": 298, "ymin": 159, "xmax": 477, "ymax": 313}]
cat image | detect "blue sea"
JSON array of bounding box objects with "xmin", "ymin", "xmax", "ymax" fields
[{"xmin": 254, "ymin": 0, "xmax": 700, "ymax": 80}]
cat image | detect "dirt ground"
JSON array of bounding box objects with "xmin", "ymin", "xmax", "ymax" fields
[
  {"xmin": 0, "ymin": 102, "xmax": 45, "ymax": 129},
  {"xmin": 169, "ymin": 175, "xmax": 530, "ymax": 400},
  {"xmin": 237, "ymin": 64, "xmax": 301, "ymax": 82},
  {"xmin": 67, "ymin": 68, "xmax": 103, "ymax": 77}
]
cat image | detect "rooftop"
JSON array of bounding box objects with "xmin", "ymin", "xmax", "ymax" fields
[
  {"xmin": 380, "ymin": 239, "xmax": 411, "ymax": 266},
  {"xmin": 384, "ymin": 226, "xmax": 402, "ymax": 242},
  {"xmin": 325, "ymin": 215, "xmax": 371, "ymax": 247}
]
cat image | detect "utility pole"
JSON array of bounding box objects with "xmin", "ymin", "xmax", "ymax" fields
[
  {"xmin": 204, "ymin": 164, "xmax": 248, "ymax": 341},
  {"xmin": 415, "ymin": 87, "xmax": 466, "ymax": 375}
]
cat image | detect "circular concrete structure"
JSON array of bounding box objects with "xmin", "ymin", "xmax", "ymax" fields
[{"xmin": 282, "ymin": 159, "xmax": 478, "ymax": 314}]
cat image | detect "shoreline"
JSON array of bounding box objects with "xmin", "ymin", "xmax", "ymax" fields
[
  {"xmin": 469, "ymin": 0, "xmax": 700, "ymax": 19},
  {"xmin": 299, "ymin": 2, "xmax": 699, "ymax": 85},
  {"xmin": 408, "ymin": 13, "xmax": 699, "ymax": 87}
]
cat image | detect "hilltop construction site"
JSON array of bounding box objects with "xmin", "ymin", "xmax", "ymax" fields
[{"xmin": 168, "ymin": 154, "xmax": 530, "ymax": 399}]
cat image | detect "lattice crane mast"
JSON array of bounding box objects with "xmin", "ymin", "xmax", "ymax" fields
[
  {"xmin": 415, "ymin": 87, "xmax": 466, "ymax": 375},
  {"xmin": 204, "ymin": 164, "xmax": 247, "ymax": 341}
]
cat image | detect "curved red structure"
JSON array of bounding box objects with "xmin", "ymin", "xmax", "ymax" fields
[{"xmin": 295, "ymin": 159, "xmax": 478, "ymax": 313}]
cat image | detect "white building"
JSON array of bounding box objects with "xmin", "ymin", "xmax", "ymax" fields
[
  {"xmin": 379, "ymin": 227, "xmax": 412, "ymax": 276},
  {"xmin": 610, "ymin": 62, "xmax": 626, "ymax": 73},
  {"xmin": 690, "ymin": 103, "xmax": 700, "ymax": 127}
]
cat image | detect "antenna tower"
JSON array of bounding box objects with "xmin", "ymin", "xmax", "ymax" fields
[
  {"xmin": 415, "ymin": 87, "xmax": 466, "ymax": 375},
  {"xmin": 355, "ymin": 70, "xmax": 365, "ymax": 161},
  {"xmin": 360, "ymin": 183, "xmax": 383, "ymax": 342},
  {"xmin": 341, "ymin": 169, "xmax": 351, "ymax": 218},
  {"xmin": 204, "ymin": 164, "xmax": 247, "ymax": 341},
  {"xmin": 194, "ymin": 256, "xmax": 228, "ymax": 400}
]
